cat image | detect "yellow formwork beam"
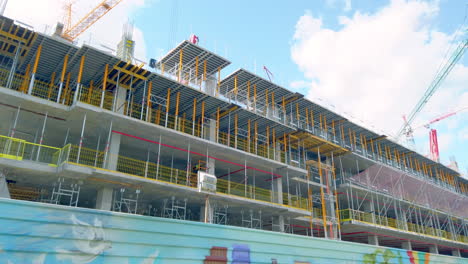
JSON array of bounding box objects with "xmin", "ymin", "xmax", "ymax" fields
[
  {"xmin": 77, "ymin": 56, "xmax": 86, "ymax": 84},
  {"xmin": 21, "ymin": 64, "xmax": 30, "ymax": 93},
  {"xmin": 47, "ymin": 72, "xmax": 56, "ymax": 99},
  {"xmin": 175, "ymin": 92, "xmax": 180, "ymax": 117},
  {"xmin": 64, "ymin": 72, "xmax": 71, "ymax": 104},
  {"xmin": 146, "ymin": 82, "xmax": 153, "ymax": 121},
  {"xmin": 203, "ymin": 60, "xmax": 207, "ymax": 81},
  {"xmin": 32, "ymin": 45, "xmax": 42, "ymax": 75},
  {"xmin": 166, "ymin": 88, "xmax": 171, "ymax": 114},
  {"xmin": 87, "ymin": 80, "xmax": 94, "ymax": 104},
  {"xmin": 178, "ymin": 49, "xmax": 183, "ymax": 82}
]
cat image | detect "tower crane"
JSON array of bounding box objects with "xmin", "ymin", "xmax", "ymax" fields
[
  {"xmin": 411, "ymin": 107, "xmax": 467, "ymax": 162},
  {"xmin": 397, "ymin": 30, "xmax": 468, "ymax": 142},
  {"xmin": 62, "ymin": 0, "xmax": 125, "ymax": 41}
]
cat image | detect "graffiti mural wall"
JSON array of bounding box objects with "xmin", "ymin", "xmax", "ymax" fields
[{"xmin": 0, "ymin": 198, "xmax": 466, "ymax": 264}]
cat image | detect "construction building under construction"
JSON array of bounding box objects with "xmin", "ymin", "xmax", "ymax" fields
[{"xmin": 0, "ymin": 14, "xmax": 467, "ymax": 260}]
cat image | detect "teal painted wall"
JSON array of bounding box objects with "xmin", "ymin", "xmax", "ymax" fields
[{"xmin": 0, "ymin": 198, "xmax": 466, "ymax": 264}]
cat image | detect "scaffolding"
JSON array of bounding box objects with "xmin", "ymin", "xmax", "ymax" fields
[
  {"xmin": 48, "ymin": 177, "xmax": 81, "ymax": 207},
  {"xmin": 0, "ymin": 16, "xmax": 466, "ymax": 257},
  {"xmin": 113, "ymin": 188, "xmax": 140, "ymax": 214}
]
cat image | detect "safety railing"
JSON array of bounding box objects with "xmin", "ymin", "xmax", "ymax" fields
[
  {"xmin": 0, "ymin": 65, "xmax": 461, "ymax": 195},
  {"xmin": 0, "ymin": 135, "xmax": 61, "ymax": 166},
  {"xmin": 339, "ymin": 209, "xmax": 468, "ymax": 244},
  {"xmin": 50, "ymin": 142, "xmax": 310, "ymax": 211}
]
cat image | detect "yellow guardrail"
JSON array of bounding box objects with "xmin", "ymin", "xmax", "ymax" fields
[
  {"xmin": 0, "ymin": 135, "xmax": 61, "ymax": 166},
  {"xmin": 339, "ymin": 209, "xmax": 468, "ymax": 244}
]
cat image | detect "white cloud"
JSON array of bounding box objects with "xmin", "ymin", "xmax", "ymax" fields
[
  {"xmin": 5, "ymin": 0, "xmax": 150, "ymax": 61},
  {"xmin": 291, "ymin": 0, "xmax": 468, "ymax": 140}
]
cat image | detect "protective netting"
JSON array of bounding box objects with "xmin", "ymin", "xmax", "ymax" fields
[{"xmin": 350, "ymin": 164, "xmax": 468, "ymax": 218}]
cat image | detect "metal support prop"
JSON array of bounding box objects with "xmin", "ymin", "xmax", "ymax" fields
[
  {"xmin": 253, "ymin": 84, "xmax": 257, "ymax": 111},
  {"xmin": 28, "ymin": 45, "xmax": 42, "ymax": 95},
  {"xmin": 175, "ymin": 92, "xmax": 180, "ymax": 130},
  {"xmin": 57, "ymin": 54, "xmax": 69, "ymax": 103},
  {"xmin": 201, "ymin": 101, "xmax": 205, "ymax": 137},
  {"xmin": 36, "ymin": 112, "xmax": 48, "ymax": 161},
  {"xmin": 195, "ymin": 56, "xmax": 199, "ymax": 84},
  {"xmin": 247, "ymin": 81, "xmax": 251, "ymax": 104},
  {"xmin": 100, "ymin": 64, "xmax": 108, "ymax": 108},
  {"xmin": 73, "ymin": 56, "xmax": 86, "ymax": 103},
  {"xmin": 140, "ymin": 80, "xmax": 147, "ymax": 120},
  {"xmin": 307, "ymin": 165, "xmax": 313, "ymax": 236},
  {"xmin": 9, "ymin": 106, "xmax": 21, "ymax": 138},
  {"xmin": 103, "ymin": 121, "xmax": 113, "ymax": 166},
  {"xmin": 234, "ymin": 114, "xmax": 238, "ymax": 148},
  {"xmin": 217, "ymin": 67, "xmax": 221, "ymax": 96},
  {"xmin": 112, "ymin": 71, "xmax": 121, "ymax": 112},
  {"xmin": 192, "ymin": 98, "xmax": 197, "ymax": 135},
  {"xmin": 318, "ymin": 152, "xmax": 328, "ymax": 238},
  {"xmin": 266, "ymin": 126, "xmax": 270, "ymax": 159},
  {"xmin": 156, "ymin": 135, "xmax": 162, "ymax": 180},
  {"xmin": 254, "ymin": 122, "xmax": 258, "ymax": 154},
  {"xmin": 76, "ymin": 114, "xmax": 86, "ymax": 163},
  {"xmin": 94, "ymin": 134, "xmax": 101, "ymax": 167},
  {"xmin": 331, "ymin": 154, "xmax": 341, "ymax": 239},
  {"xmin": 247, "ymin": 119, "xmax": 251, "ymax": 151},
  {"xmin": 165, "ymin": 88, "xmax": 171, "ymax": 127},
  {"xmin": 146, "ymin": 82, "xmax": 152, "ymax": 122},
  {"xmin": 7, "ymin": 43, "xmax": 21, "ymax": 89},
  {"xmin": 216, "ymin": 107, "xmax": 220, "ymax": 142}
]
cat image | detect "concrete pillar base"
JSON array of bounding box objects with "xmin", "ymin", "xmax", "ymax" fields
[
  {"xmin": 96, "ymin": 187, "xmax": 113, "ymax": 211},
  {"xmin": 368, "ymin": 235, "xmax": 379, "ymax": 246},
  {"xmin": 200, "ymin": 205, "xmax": 214, "ymax": 223},
  {"xmin": 106, "ymin": 132, "xmax": 121, "ymax": 171},
  {"xmin": 451, "ymin": 249, "xmax": 461, "ymax": 257},
  {"xmin": 0, "ymin": 171, "xmax": 10, "ymax": 199},
  {"xmin": 271, "ymin": 215, "xmax": 285, "ymax": 232},
  {"xmin": 402, "ymin": 241, "xmax": 412, "ymax": 251},
  {"xmin": 429, "ymin": 245, "xmax": 438, "ymax": 254}
]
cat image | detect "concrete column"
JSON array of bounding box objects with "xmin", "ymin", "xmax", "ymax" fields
[
  {"xmin": 209, "ymin": 119, "xmax": 217, "ymax": 142},
  {"xmin": 113, "ymin": 86, "xmax": 127, "ymax": 114},
  {"xmin": 363, "ymin": 201, "xmax": 376, "ymax": 224},
  {"xmin": 271, "ymin": 172, "xmax": 284, "ymax": 232},
  {"xmin": 200, "ymin": 205, "xmax": 214, "ymax": 223},
  {"xmin": 200, "ymin": 196, "xmax": 214, "ymax": 223},
  {"xmin": 0, "ymin": 170, "xmax": 10, "ymax": 199},
  {"xmin": 451, "ymin": 249, "xmax": 461, "ymax": 257},
  {"xmin": 205, "ymin": 76, "xmax": 217, "ymax": 96},
  {"xmin": 272, "ymin": 216, "xmax": 285, "ymax": 232},
  {"xmin": 368, "ymin": 235, "xmax": 379, "ymax": 246},
  {"xmin": 429, "ymin": 245, "xmax": 438, "ymax": 255},
  {"xmin": 105, "ymin": 133, "xmax": 121, "ymax": 171},
  {"xmin": 275, "ymin": 142, "xmax": 282, "ymax": 162},
  {"xmin": 402, "ymin": 241, "xmax": 412, "ymax": 251},
  {"xmin": 95, "ymin": 187, "xmax": 113, "ymax": 211},
  {"xmin": 204, "ymin": 118, "xmax": 217, "ymax": 175}
]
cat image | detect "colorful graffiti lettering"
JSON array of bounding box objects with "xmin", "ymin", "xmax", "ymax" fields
[{"xmin": 407, "ymin": 251, "xmax": 431, "ymax": 264}]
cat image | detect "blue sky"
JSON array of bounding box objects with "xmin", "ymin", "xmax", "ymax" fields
[{"xmin": 6, "ymin": 0, "xmax": 468, "ymax": 175}]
